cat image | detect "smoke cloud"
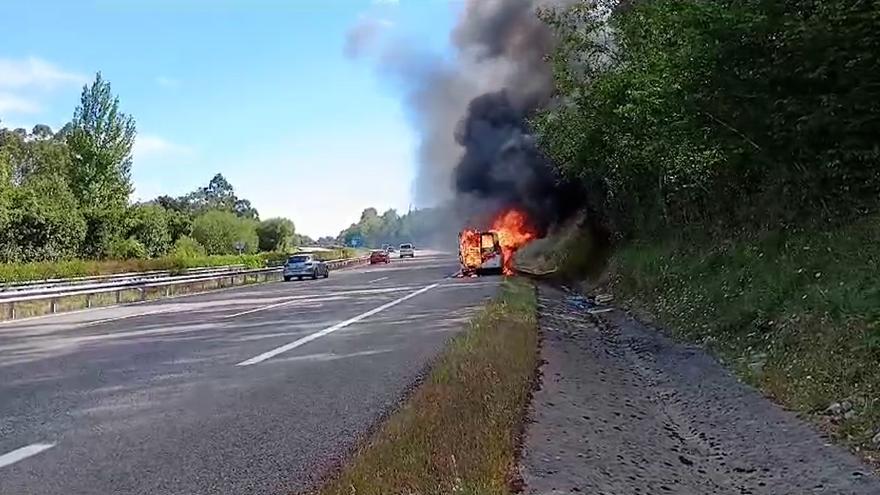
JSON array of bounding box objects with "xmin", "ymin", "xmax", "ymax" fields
[
  {"xmin": 347, "ymin": 0, "xmax": 584, "ymax": 236},
  {"xmin": 344, "ymin": 17, "xmax": 395, "ymax": 59}
]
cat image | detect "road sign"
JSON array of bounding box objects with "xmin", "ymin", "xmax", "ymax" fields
[{"xmin": 349, "ymin": 236, "xmax": 362, "ymax": 248}]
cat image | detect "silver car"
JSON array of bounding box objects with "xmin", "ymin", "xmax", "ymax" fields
[{"xmin": 283, "ymin": 254, "xmax": 329, "ymax": 281}]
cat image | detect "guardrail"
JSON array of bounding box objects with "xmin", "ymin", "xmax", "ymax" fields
[
  {"xmin": 0, "ymin": 265, "xmax": 249, "ymax": 293},
  {"xmin": 0, "ymin": 257, "xmax": 368, "ymax": 321}
]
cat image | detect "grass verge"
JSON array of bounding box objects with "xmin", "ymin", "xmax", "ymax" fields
[
  {"xmin": 608, "ymin": 214, "xmax": 880, "ymax": 463},
  {"xmin": 315, "ymin": 278, "xmax": 538, "ymax": 495},
  {"xmin": 0, "ymin": 248, "xmax": 360, "ymax": 284}
]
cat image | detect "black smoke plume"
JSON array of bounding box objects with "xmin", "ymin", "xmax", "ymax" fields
[
  {"xmin": 454, "ymin": 90, "xmax": 584, "ymax": 236},
  {"xmin": 346, "ymin": 0, "xmax": 586, "ymax": 237}
]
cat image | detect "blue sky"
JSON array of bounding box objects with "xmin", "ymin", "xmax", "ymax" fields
[{"xmin": 0, "ymin": 0, "xmax": 460, "ymax": 238}]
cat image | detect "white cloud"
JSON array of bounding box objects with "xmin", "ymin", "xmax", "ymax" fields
[
  {"xmin": 133, "ymin": 134, "xmax": 194, "ymax": 160},
  {"xmin": 0, "ymin": 93, "xmax": 41, "ymax": 114},
  {"xmin": 0, "ymin": 57, "xmax": 85, "ymax": 127},
  {"xmin": 0, "ymin": 57, "xmax": 86, "ymax": 90},
  {"xmin": 155, "ymin": 76, "xmax": 179, "ymax": 88}
]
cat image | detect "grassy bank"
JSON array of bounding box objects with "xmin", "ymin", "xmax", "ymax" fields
[
  {"xmin": 609, "ymin": 214, "xmax": 880, "ymax": 460},
  {"xmin": 0, "ymin": 248, "xmax": 359, "ymax": 283},
  {"xmin": 316, "ymin": 278, "xmax": 538, "ymax": 495}
]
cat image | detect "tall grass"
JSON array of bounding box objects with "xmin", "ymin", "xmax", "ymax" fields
[
  {"xmin": 0, "ymin": 247, "xmax": 362, "ymax": 283},
  {"xmin": 610, "ymin": 214, "xmax": 880, "ymax": 457},
  {"xmin": 317, "ymin": 279, "xmax": 538, "ymax": 495}
]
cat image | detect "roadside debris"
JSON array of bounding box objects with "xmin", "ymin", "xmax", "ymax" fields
[
  {"xmin": 564, "ymin": 293, "xmax": 614, "ymax": 315},
  {"xmin": 594, "ymin": 293, "xmax": 614, "ymax": 304}
]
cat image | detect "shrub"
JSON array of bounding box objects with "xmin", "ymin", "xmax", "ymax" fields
[
  {"xmin": 106, "ymin": 237, "xmax": 147, "ymax": 260},
  {"xmin": 192, "ymin": 210, "xmax": 258, "ymax": 255},
  {"xmin": 126, "ymin": 204, "xmax": 172, "ymax": 257},
  {"xmin": 169, "ymin": 235, "xmax": 206, "ymax": 258},
  {"xmin": 2, "ymin": 174, "xmax": 86, "ymax": 262},
  {"xmin": 257, "ymin": 217, "xmax": 295, "ymax": 252}
]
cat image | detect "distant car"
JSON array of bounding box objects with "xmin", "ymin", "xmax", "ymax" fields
[
  {"xmin": 386, "ymin": 245, "xmax": 396, "ymax": 253},
  {"xmin": 370, "ymin": 249, "xmax": 390, "ymax": 264},
  {"xmin": 399, "ymin": 243, "xmax": 415, "ymax": 258},
  {"xmin": 283, "ymin": 254, "xmax": 329, "ymax": 281}
]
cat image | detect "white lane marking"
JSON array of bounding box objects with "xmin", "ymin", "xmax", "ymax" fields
[
  {"xmin": 0, "ymin": 443, "xmax": 55, "ymax": 469},
  {"xmin": 236, "ymin": 283, "xmax": 440, "ymax": 366},
  {"xmin": 368, "ymin": 276, "xmax": 389, "ymax": 284},
  {"xmin": 223, "ymin": 286, "xmax": 417, "ymax": 319}
]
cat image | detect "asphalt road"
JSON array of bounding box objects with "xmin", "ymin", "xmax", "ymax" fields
[{"xmin": 0, "ymin": 252, "xmax": 499, "ymax": 495}]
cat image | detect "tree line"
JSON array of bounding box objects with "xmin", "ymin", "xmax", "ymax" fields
[
  {"xmin": 0, "ymin": 74, "xmax": 304, "ymax": 262},
  {"xmin": 535, "ymin": 0, "xmax": 880, "ymax": 241},
  {"xmin": 336, "ymin": 206, "xmax": 456, "ymax": 249}
]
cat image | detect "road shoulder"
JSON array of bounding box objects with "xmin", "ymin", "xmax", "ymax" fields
[{"xmin": 520, "ymin": 285, "xmax": 880, "ymax": 494}]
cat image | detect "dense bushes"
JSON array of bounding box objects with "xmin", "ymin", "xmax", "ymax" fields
[
  {"xmin": 3, "ymin": 174, "xmax": 86, "ymax": 261},
  {"xmin": 257, "ymin": 217, "xmax": 296, "ymax": 252},
  {"xmin": 170, "ymin": 236, "xmax": 206, "ymax": 258},
  {"xmin": 120, "ymin": 204, "xmax": 170, "ymax": 257},
  {"xmin": 192, "ymin": 210, "xmax": 259, "ymax": 255},
  {"xmin": 537, "ymin": 1, "xmax": 880, "ymax": 238},
  {"xmin": 534, "ymin": 1, "xmax": 880, "ymax": 457}
]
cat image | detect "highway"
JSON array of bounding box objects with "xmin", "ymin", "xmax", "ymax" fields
[{"xmin": 0, "ymin": 252, "xmax": 499, "ymax": 495}]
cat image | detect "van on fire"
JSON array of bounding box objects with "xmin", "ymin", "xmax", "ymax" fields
[{"xmin": 458, "ymin": 230, "xmax": 503, "ymax": 275}]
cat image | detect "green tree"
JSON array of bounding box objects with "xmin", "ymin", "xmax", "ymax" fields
[
  {"xmin": 0, "ymin": 126, "xmax": 72, "ymax": 186},
  {"xmin": 66, "ymin": 72, "xmax": 136, "ymax": 209},
  {"xmin": 192, "ymin": 210, "xmax": 258, "ymax": 255},
  {"xmin": 181, "ymin": 173, "xmax": 260, "ymax": 219},
  {"xmin": 296, "ymin": 234, "xmax": 317, "ymax": 246},
  {"xmin": 1, "ymin": 175, "xmax": 86, "ymax": 262},
  {"xmin": 126, "ymin": 204, "xmax": 172, "ymax": 257},
  {"xmin": 256, "ymin": 217, "xmax": 296, "ymax": 252},
  {"xmin": 66, "ymin": 72, "xmax": 137, "ymax": 257},
  {"xmin": 0, "ymin": 144, "xmax": 12, "ymax": 246},
  {"xmin": 537, "ymin": 1, "xmax": 880, "ymax": 237},
  {"xmin": 31, "ymin": 124, "xmax": 53, "ymax": 140},
  {"xmin": 0, "ymin": 126, "xmax": 85, "ymax": 261},
  {"xmin": 233, "ymin": 198, "xmax": 259, "ymax": 220},
  {"xmin": 165, "ymin": 208, "xmax": 193, "ymax": 242}
]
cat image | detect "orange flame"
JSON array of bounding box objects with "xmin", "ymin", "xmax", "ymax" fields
[
  {"xmin": 458, "ymin": 229, "xmax": 483, "ymax": 270},
  {"xmin": 491, "ymin": 209, "xmax": 537, "ymax": 275}
]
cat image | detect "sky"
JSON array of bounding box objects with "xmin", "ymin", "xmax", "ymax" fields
[{"xmin": 0, "ymin": 0, "xmax": 460, "ymax": 238}]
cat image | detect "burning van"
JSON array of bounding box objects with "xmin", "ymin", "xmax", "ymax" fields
[
  {"xmin": 458, "ymin": 208, "xmax": 538, "ymax": 276},
  {"xmin": 458, "ymin": 230, "xmax": 503, "ymax": 275}
]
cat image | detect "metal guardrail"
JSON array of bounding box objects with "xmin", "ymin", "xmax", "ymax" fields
[
  {"xmin": 0, "ymin": 265, "xmax": 249, "ymax": 293},
  {"xmin": 0, "ymin": 257, "xmax": 369, "ymax": 321}
]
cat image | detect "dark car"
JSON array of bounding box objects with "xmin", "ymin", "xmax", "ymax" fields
[
  {"xmin": 283, "ymin": 254, "xmax": 329, "ymax": 281},
  {"xmin": 370, "ymin": 249, "xmax": 390, "ymax": 264}
]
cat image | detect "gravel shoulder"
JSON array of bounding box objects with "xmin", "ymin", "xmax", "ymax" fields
[{"xmin": 520, "ymin": 285, "xmax": 880, "ymax": 494}]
